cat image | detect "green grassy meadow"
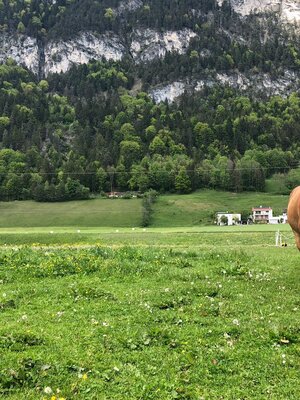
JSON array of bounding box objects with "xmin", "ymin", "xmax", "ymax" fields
[
  {"xmin": 0, "ymin": 190, "xmax": 299, "ymax": 399},
  {"xmin": 0, "ymin": 198, "xmax": 142, "ymax": 228},
  {"xmin": 0, "ymin": 190, "xmax": 290, "ymax": 228},
  {"xmin": 152, "ymin": 190, "xmax": 289, "ymax": 226},
  {"xmin": 0, "ymin": 231, "xmax": 299, "ymax": 400}
]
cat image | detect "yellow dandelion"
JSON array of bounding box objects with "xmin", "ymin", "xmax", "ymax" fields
[{"xmin": 82, "ymin": 373, "xmax": 88, "ymax": 380}]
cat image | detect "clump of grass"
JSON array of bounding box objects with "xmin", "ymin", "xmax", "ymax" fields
[
  {"xmin": 0, "ymin": 299, "xmax": 16, "ymax": 311},
  {"xmin": 70, "ymin": 284, "xmax": 116, "ymax": 302},
  {"xmin": 0, "ymin": 333, "xmax": 44, "ymax": 351}
]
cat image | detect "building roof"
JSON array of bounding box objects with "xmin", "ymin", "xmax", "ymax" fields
[
  {"xmin": 252, "ymin": 206, "xmax": 272, "ymax": 211},
  {"xmin": 216, "ymin": 212, "xmax": 241, "ymax": 215}
]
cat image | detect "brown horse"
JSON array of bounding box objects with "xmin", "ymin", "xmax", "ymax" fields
[{"xmin": 287, "ymin": 186, "xmax": 300, "ymax": 250}]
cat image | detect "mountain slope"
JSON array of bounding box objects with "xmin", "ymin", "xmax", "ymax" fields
[
  {"xmin": 0, "ymin": 1, "xmax": 300, "ymax": 201},
  {"xmin": 0, "ymin": 0, "xmax": 300, "ymax": 102}
]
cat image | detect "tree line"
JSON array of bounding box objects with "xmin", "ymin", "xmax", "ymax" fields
[{"xmin": 0, "ymin": 59, "xmax": 300, "ymax": 201}]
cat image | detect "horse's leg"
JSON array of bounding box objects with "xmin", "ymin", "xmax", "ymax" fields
[{"xmin": 294, "ymin": 230, "xmax": 300, "ymax": 250}]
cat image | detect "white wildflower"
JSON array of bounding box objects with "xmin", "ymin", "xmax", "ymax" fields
[
  {"xmin": 44, "ymin": 386, "xmax": 53, "ymax": 394},
  {"xmin": 56, "ymin": 311, "xmax": 64, "ymax": 318}
]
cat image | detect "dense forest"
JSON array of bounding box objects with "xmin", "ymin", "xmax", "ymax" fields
[
  {"xmin": 0, "ymin": 1, "xmax": 300, "ymax": 200},
  {"xmin": 0, "ymin": 58, "xmax": 300, "ymax": 201}
]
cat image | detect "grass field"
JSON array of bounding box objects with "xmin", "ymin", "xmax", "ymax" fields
[
  {"xmin": 0, "ymin": 198, "xmax": 142, "ymax": 228},
  {"xmin": 152, "ymin": 190, "xmax": 289, "ymax": 226},
  {"xmin": 0, "ymin": 226, "xmax": 299, "ymax": 399},
  {"xmin": 0, "ymin": 190, "xmax": 298, "ymax": 399},
  {"xmin": 0, "ymin": 189, "xmax": 290, "ymax": 229},
  {"xmin": 0, "ymin": 223, "xmax": 293, "ymax": 247}
]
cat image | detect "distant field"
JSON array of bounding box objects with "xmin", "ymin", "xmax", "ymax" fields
[
  {"xmin": 0, "ymin": 224, "xmax": 293, "ymax": 247},
  {"xmin": 0, "ymin": 198, "xmax": 142, "ymax": 228},
  {"xmin": 0, "ymin": 190, "xmax": 290, "ymax": 229}
]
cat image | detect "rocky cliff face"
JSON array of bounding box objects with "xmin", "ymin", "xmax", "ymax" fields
[
  {"xmin": 0, "ymin": 28, "xmax": 196, "ymax": 77},
  {"xmin": 1, "ymin": 0, "xmax": 300, "ymax": 101},
  {"xmin": 116, "ymin": 0, "xmax": 143, "ymax": 15},
  {"xmin": 220, "ymin": 0, "xmax": 300, "ymax": 23},
  {"xmin": 130, "ymin": 29, "xmax": 196, "ymax": 62},
  {"xmin": 150, "ymin": 70, "xmax": 299, "ymax": 102},
  {"xmin": 0, "ymin": 34, "xmax": 39, "ymax": 75},
  {"xmin": 44, "ymin": 32, "xmax": 125, "ymax": 75}
]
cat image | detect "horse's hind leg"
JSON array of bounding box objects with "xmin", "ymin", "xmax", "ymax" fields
[{"xmin": 293, "ymin": 231, "xmax": 300, "ymax": 250}]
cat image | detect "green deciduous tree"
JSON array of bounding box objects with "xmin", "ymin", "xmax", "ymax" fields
[{"xmin": 175, "ymin": 167, "xmax": 191, "ymax": 193}]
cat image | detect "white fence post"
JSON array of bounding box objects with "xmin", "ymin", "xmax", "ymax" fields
[{"xmin": 275, "ymin": 230, "xmax": 282, "ymax": 247}]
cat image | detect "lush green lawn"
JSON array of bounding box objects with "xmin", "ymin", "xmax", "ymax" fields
[{"xmin": 0, "ymin": 229, "xmax": 299, "ymax": 399}]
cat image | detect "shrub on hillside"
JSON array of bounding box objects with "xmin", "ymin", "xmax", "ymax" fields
[{"xmin": 141, "ymin": 190, "xmax": 158, "ymax": 227}]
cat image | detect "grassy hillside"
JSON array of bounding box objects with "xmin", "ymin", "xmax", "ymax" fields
[
  {"xmin": 151, "ymin": 190, "xmax": 289, "ymax": 227},
  {"xmin": 0, "ymin": 190, "xmax": 290, "ymax": 228}
]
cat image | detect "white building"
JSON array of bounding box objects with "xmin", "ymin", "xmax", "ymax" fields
[
  {"xmin": 252, "ymin": 206, "xmax": 272, "ymax": 223},
  {"xmin": 216, "ymin": 212, "xmax": 241, "ymax": 226},
  {"xmin": 252, "ymin": 206, "xmax": 288, "ymax": 224},
  {"xmin": 269, "ymin": 212, "xmax": 288, "ymax": 224}
]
